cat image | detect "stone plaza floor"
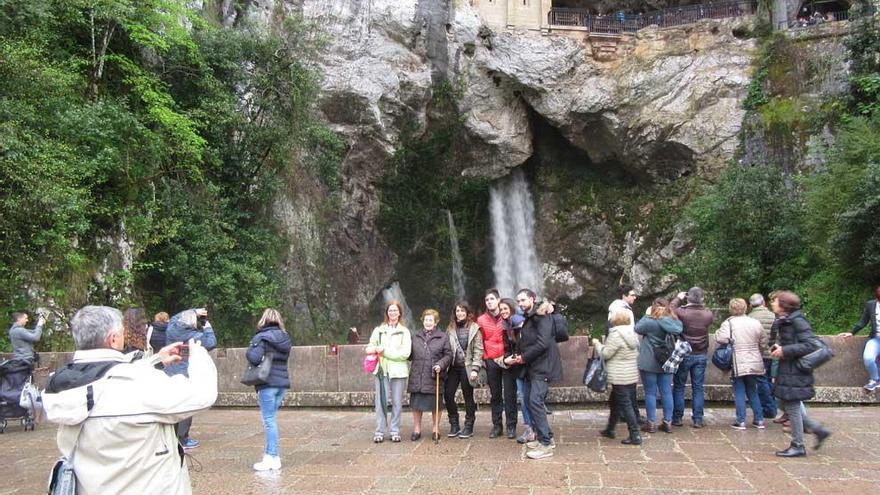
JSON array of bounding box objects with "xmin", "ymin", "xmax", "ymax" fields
[{"xmin": 1, "ymin": 406, "xmax": 879, "ymax": 494}]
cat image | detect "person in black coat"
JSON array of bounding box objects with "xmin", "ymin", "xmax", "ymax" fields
[
  {"xmin": 770, "ymin": 291, "xmax": 831, "ymax": 458},
  {"xmin": 149, "ymin": 312, "xmax": 170, "ymax": 352},
  {"xmin": 246, "ymin": 308, "xmax": 292, "ymax": 471},
  {"xmin": 408, "ymin": 309, "xmax": 452, "ymax": 441},
  {"xmin": 838, "ymin": 283, "xmax": 880, "ymax": 391},
  {"xmin": 512, "ymin": 289, "xmax": 562, "ymax": 460}
]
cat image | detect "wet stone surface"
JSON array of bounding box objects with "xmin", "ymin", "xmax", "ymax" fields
[{"xmin": 1, "ymin": 406, "xmax": 878, "ymax": 494}]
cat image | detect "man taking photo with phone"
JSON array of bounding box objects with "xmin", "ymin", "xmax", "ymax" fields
[{"xmin": 165, "ymin": 307, "xmax": 217, "ymax": 449}]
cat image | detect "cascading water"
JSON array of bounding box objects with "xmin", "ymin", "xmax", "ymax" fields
[
  {"xmin": 489, "ymin": 168, "xmax": 544, "ymax": 299},
  {"xmin": 381, "ymin": 282, "xmax": 414, "ymax": 329},
  {"xmin": 445, "ymin": 210, "xmax": 467, "ymax": 301}
]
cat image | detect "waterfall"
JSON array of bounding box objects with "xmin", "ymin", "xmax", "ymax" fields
[
  {"xmin": 381, "ymin": 282, "xmax": 414, "ymax": 329},
  {"xmin": 489, "ymin": 169, "xmax": 543, "ymax": 299},
  {"xmin": 445, "ymin": 210, "xmax": 467, "ymax": 301}
]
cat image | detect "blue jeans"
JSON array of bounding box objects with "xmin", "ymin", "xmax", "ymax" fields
[
  {"xmin": 641, "ymin": 371, "xmax": 673, "ymax": 423},
  {"xmin": 756, "ymin": 358, "xmax": 777, "ymax": 418},
  {"xmin": 732, "ymin": 375, "xmax": 763, "ymax": 424},
  {"xmin": 864, "ymin": 336, "xmax": 880, "ymax": 382},
  {"xmin": 516, "ymin": 377, "xmax": 533, "ymax": 426},
  {"xmin": 524, "ymin": 377, "xmax": 552, "ymax": 445},
  {"xmin": 257, "ymin": 387, "xmax": 287, "ymax": 456},
  {"xmin": 673, "ymin": 353, "xmax": 706, "ymax": 422}
]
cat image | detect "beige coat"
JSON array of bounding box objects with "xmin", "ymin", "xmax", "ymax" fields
[
  {"xmin": 748, "ymin": 306, "xmax": 776, "ymax": 359},
  {"xmin": 595, "ymin": 324, "xmax": 640, "ymax": 385},
  {"xmin": 715, "ymin": 315, "xmax": 768, "ymax": 377},
  {"xmin": 447, "ymin": 322, "xmax": 484, "ymax": 372},
  {"xmin": 42, "ymin": 345, "xmax": 218, "ymax": 495}
]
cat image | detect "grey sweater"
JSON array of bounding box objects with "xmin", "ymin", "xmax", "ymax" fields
[{"xmin": 9, "ymin": 323, "xmax": 42, "ymax": 362}]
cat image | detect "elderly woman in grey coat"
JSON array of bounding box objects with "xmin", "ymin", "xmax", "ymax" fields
[{"xmin": 715, "ymin": 298, "xmax": 768, "ymax": 430}]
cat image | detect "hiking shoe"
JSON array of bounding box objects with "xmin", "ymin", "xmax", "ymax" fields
[
  {"xmin": 659, "ymin": 421, "xmax": 673, "ymax": 433},
  {"xmin": 253, "ymin": 454, "xmax": 281, "ymax": 471},
  {"xmin": 773, "ymin": 413, "xmax": 789, "ymax": 424},
  {"xmin": 526, "ymin": 443, "xmax": 554, "ymax": 460},
  {"xmin": 489, "ymin": 425, "xmax": 503, "ymax": 438},
  {"xmin": 692, "ymin": 420, "xmax": 705, "ymax": 429},
  {"xmin": 458, "ymin": 424, "xmax": 474, "ymax": 439},
  {"xmin": 447, "ymin": 423, "xmax": 461, "ymax": 438},
  {"xmin": 526, "ymin": 438, "xmax": 556, "ymax": 450},
  {"xmin": 517, "ymin": 425, "xmax": 535, "ymax": 444},
  {"xmin": 671, "ymin": 418, "xmax": 684, "ymax": 427},
  {"xmin": 864, "ymin": 380, "xmax": 880, "ymax": 392},
  {"xmin": 182, "ymin": 438, "xmax": 200, "ymax": 449},
  {"xmin": 599, "ymin": 429, "xmax": 616, "ymax": 439},
  {"xmin": 731, "ymin": 421, "xmax": 747, "ymax": 430}
]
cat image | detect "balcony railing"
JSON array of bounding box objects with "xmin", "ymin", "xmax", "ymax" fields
[{"xmin": 548, "ymin": 1, "xmax": 758, "ymax": 35}]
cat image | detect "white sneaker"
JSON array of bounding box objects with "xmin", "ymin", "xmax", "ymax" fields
[
  {"xmin": 526, "ymin": 438, "xmax": 556, "ymax": 450},
  {"xmin": 253, "ymin": 454, "xmax": 281, "ymax": 471},
  {"xmin": 526, "ymin": 443, "xmax": 554, "ymax": 460},
  {"xmin": 864, "ymin": 380, "xmax": 880, "ymax": 392}
]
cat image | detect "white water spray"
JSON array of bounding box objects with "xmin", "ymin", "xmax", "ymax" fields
[
  {"xmin": 445, "ymin": 210, "xmax": 467, "ymax": 301},
  {"xmin": 381, "ymin": 282, "xmax": 414, "ymax": 329},
  {"xmin": 489, "ymin": 169, "xmax": 543, "ymax": 299}
]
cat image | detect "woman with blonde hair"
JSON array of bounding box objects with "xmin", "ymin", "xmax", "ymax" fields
[
  {"xmin": 593, "ymin": 308, "xmax": 642, "ymax": 445},
  {"xmin": 365, "ymin": 301, "xmax": 411, "ymax": 443},
  {"xmin": 246, "ymin": 308, "xmax": 292, "ymax": 471},
  {"xmin": 635, "ymin": 298, "xmax": 683, "ymax": 433},
  {"xmin": 715, "ymin": 298, "xmax": 768, "ymax": 430},
  {"xmin": 408, "ymin": 308, "xmax": 452, "ymax": 441}
]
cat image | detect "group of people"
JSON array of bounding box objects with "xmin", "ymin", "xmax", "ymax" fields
[
  {"xmin": 4, "ymin": 282, "xmax": 876, "ymax": 492},
  {"xmin": 597, "ymin": 283, "xmax": 880, "ymax": 457},
  {"xmin": 364, "ymin": 288, "xmax": 563, "ymax": 459}
]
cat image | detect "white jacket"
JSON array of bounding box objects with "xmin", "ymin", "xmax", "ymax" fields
[{"xmin": 42, "ymin": 345, "xmax": 218, "ymax": 495}]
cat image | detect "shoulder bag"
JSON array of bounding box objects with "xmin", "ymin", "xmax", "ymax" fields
[
  {"xmin": 712, "ymin": 318, "xmax": 735, "ymax": 372},
  {"xmin": 240, "ymin": 341, "xmax": 274, "ymax": 386},
  {"xmin": 583, "ymin": 346, "xmax": 607, "ymax": 393},
  {"xmin": 795, "ymin": 330, "xmax": 834, "ymax": 372}
]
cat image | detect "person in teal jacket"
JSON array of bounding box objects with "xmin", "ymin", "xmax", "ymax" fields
[{"xmin": 635, "ymin": 298, "xmax": 683, "ymax": 433}]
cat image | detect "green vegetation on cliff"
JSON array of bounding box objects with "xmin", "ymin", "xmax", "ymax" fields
[
  {"xmin": 677, "ymin": 16, "xmax": 880, "ymax": 331},
  {"xmin": 0, "ymin": 1, "xmax": 340, "ymax": 348}
]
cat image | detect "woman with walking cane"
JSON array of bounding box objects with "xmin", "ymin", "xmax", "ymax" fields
[{"xmin": 408, "ymin": 309, "xmax": 452, "ymax": 441}]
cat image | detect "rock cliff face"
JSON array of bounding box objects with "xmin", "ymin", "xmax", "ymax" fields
[{"xmin": 241, "ymin": 0, "xmax": 760, "ymax": 329}]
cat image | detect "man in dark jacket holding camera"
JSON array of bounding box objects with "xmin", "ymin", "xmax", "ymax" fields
[{"xmin": 511, "ymin": 289, "xmax": 561, "ymax": 460}]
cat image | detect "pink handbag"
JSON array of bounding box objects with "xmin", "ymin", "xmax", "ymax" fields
[{"xmin": 363, "ymin": 353, "xmax": 379, "ymax": 374}]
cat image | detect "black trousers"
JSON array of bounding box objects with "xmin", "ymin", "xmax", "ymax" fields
[
  {"xmin": 607, "ymin": 383, "xmax": 640, "ymax": 435},
  {"xmin": 486, "ymin": 359, "xmax": 518, "ymax": 428},
  {"xmin": 445, "ymin": 365, "xmax": 477, "ymax": 425}
]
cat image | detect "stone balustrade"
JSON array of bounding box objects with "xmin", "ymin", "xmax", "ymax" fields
[{"xmin": 11, "ymin": 335, "xmax": 878, "ymax": 407}]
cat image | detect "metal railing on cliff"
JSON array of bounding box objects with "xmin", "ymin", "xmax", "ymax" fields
[{"xmin": 548, "ymin": 0, "xmax": 758, "ymax": 36}]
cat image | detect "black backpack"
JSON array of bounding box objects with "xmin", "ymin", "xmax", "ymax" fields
[
  {"xmin": 550, "ymin": 313, "xmax": 569, "ymax": 343},
  {"xmin": 653, "ymin": 332, "xmax": 677, "ymax": 367}
]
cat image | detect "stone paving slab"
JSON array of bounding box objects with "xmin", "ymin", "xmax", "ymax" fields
[{"xmin": 1, "ymin": 406, "xmax": 878, "ymax": 494}]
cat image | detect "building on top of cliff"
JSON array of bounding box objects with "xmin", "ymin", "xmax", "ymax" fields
[{"xmin": 473, "ymin": 0, "xmax": 764, "ymax": 36}]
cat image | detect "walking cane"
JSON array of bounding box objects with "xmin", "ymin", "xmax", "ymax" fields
[{"xmin": 432, "ymin": 370, "xmax": 441, "ymax": 443}]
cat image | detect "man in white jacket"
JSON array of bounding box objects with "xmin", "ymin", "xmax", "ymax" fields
[{"xmin": 41, "ymin": 306, "xmax": 218, "ymax": 495}]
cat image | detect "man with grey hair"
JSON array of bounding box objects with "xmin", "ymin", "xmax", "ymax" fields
[
  {"xmin": 749, "ymin": 293, "xmax": 778, "ymax": 420},
  {"xmin": 42, "ymin": 306, "xmax": 217, "ymax": 495},
  {"xmin": 670, "ymin": 287, "xmax": 714, "ymax": 428}
]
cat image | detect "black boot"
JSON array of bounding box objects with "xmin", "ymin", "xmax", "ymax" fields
[
  {"xmin": 813, "ymin": 427, "xmax": 831, "ymax": 450},
  {"xmin": 458, "ymin": 420, "xmax": 474, "ymax": 439},
  {"xmin": 447, "ymin": 418, "xmax": 461, "ymax": 438},
  {"xmin": 775, "ymin": 443, "xmax": 807, "ymax": 458},
  {"xmin": 506, "ymin": 424, "xmax": 517, "ymax": 439},
  {"xmin": 599, "ymin": 428, "xmax": 616, "ymax": 439},
  {"xmin": 621, "ymin": 431, "xmax": 642, "ymax": 445},
  {"xmin": 489, "ymin": 424, "xmax": 502, "ymax": 438}
]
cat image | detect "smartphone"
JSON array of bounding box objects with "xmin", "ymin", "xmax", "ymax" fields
[{"xmin": 179, "ymin": 344, "xmax": 190, "ymax": 362}]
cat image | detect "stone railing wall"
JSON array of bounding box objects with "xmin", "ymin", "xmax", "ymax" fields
[{"xmin": 12, "ymin": 336, "xmax": 879, "ymax": 407}]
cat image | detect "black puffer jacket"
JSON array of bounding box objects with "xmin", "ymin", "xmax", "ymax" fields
[
  {"xmin": 246, "ymin": 325, "xmax": 292, "ymax": 391},
  {"xmin": 408, "ymin": 329, "xmax": 452, "ymax": 395},
  {"xmin": 773, "ymin": 310, "xmax": 820, "ymax": 401},
  {"xmin": 519, "ymin": 306, "xmax": 562, "ymax": 383},
  {"xmin": 149, "ymin": 321, "xmax": 168, "ymax": 351}
]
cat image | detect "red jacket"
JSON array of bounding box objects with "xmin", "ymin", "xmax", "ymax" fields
[{"xmin": 477, "ymin": 312, "xmax": 505, "ymax": 359}]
